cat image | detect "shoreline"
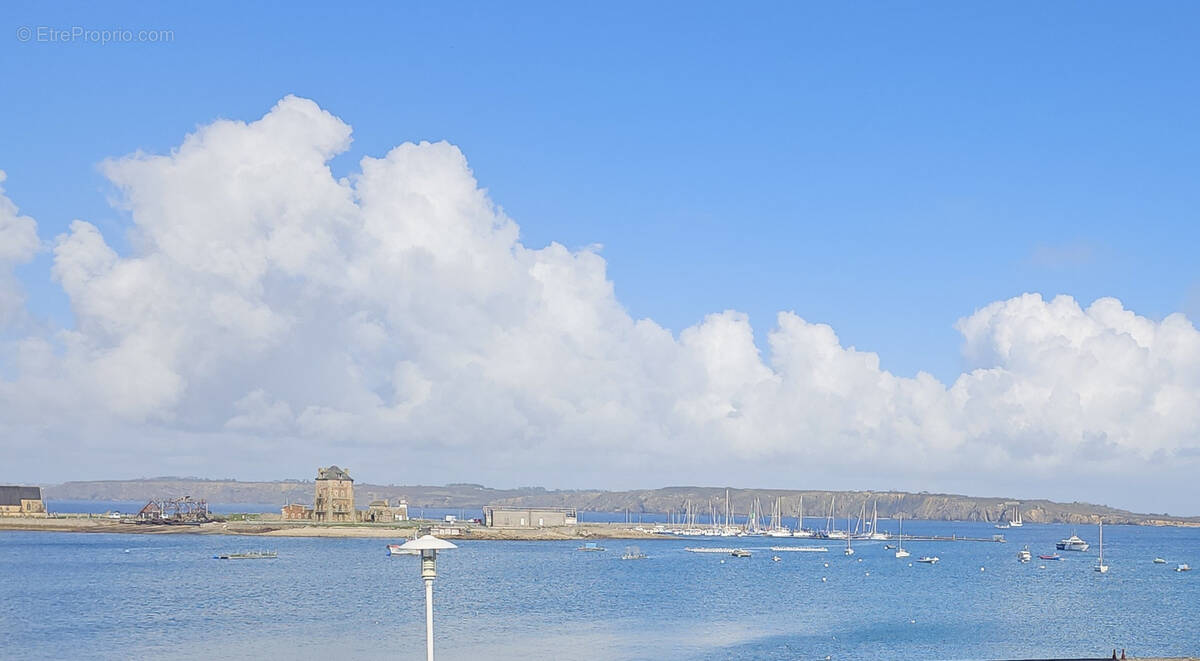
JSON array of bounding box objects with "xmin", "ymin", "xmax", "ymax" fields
[
  {"xmin": 0, "ymin": 516, "xmax": 660, "ymax": 540},
  {"xmin": 3, "ymin": 514, "xmax": 1199, "ymax": 539}
]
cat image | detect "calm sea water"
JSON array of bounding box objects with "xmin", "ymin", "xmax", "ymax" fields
[{"xmin": 1, "ymin": 521, "xmax": 1197, "ymax": 660}]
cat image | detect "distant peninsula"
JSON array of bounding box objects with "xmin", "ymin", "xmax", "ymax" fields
[{"xmin": 40, "ymin": 479, "xmax": 1200, "ymax": 527}]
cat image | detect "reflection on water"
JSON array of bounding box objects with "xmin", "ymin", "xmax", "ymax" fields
[{"xmin": 1, "ymin": 521, "xmax": 1198, "ymax": 660}]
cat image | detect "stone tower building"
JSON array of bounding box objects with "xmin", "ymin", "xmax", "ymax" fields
[{"xmin": 314, "ymin": 465, "xmax": 355, "ymax": 522}]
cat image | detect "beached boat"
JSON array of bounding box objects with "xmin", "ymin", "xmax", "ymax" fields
[
  {"xmin": 917, "ymin": 556, "xmax": 939, "ymax": 564},
  {"xmin": 577, "ymin": 542, "xmax": 605, "ymax": 552},
  {"xmin": 1056, "ymin": 533, "xmax": 1090, "ymax": 552},
  {"xmin": 1094, "ymin": 522, "xmax": 1108, "ymax": 574},
  {"xmin": 1017, "ymin": 546, "xmax": 1032, "ymax": 563},
  {"xmin": 215, "ymin": 550, "xmax": 277, "ymax": 560}
]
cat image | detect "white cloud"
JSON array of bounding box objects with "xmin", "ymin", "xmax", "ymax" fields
[
  {"xmin": 0, "ymin": 171, "xmax": 41, "ymax": 328},
  {"xmin": 1, "ymin": 97, "xmax": 1198, "ymax": 509}
]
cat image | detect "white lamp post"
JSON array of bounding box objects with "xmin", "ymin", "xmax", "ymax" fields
[{"xmin": 398, "ymin": 534, "xmax": 457, "ymax": 661}]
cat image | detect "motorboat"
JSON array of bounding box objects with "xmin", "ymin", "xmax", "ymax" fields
[
  {"xmin": 1056, "ymin": 533, "xmax": 1090, "ymax": 552},
  {"xmin": 730, "ymin": 548, "xmax": 751, "ymax": 558},
  {"xmin": 1017, "ymin": 546, "xmax": 1032, "ymax": 563},
  {"xmin": 577, "ymin": 542, "xmax": 605, "ymax": 552},
  {"xmin": 917, "ymin": 556, "xmax": 939, "ymax": 564},
  {"xmin": 1038, "ymin": 553, "xmax": 1061, "ymax": 561},
  {"xmin": 1177, "ymin": 564, "xmax": 1192, "ymax": 572},
  {"xmin": 1154, "ymin": 557, "xmax": 1167, "ymax": 564}
]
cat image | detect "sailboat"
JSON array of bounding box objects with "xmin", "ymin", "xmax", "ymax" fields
[
  {"xmin": 825, "ymin": 495, "xmax": 846, "ymax": 539},
  {"xmin": 766, "ymin": 497, "xmax": 792, "ymax": 537},
  {"xmin": 1094, "ymin": 521, "xmax": 1108, "ymax": 573},
  {"xmin": 793, "ymin": 495, "xmax": 814, "ymax": 538},
  {"xmin": 895, "ymin": 514, "xmax": 910, "ymax": 558},
  {"xmin": 844, "ymin": 517, "xmax": 855, "ymax": 556},
  {"xmin": 868, "ymin": 501, "xmax": 888, "ymax": 540},
  {"xmin": 1009, "ymin": 505, "xmax": 1023, "ymax": 528}
]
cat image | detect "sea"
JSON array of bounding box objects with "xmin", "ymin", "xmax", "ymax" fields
[{"xmin": 2, "ymin": 515, "xmax": 1198, "ymax": 660}]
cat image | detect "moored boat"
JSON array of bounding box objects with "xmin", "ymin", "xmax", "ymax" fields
[
  {"xmin": 621, "ymin": 546, "xmax": 647, "ymax": 560},
  {"xmin": 894, "ymin": 515, "xmax": 910, "ymax": 558},
  {"xmin": 730, "ymin": 548, "xmax": 752, "ymax": 558},
  {"xmin": 1177, "ymin": 563, "xmax": 1192, "ymax": 572},
  {"xmin": 1039, "ymin": 553, "xmax": 1061, "ymax": 561},
  {"xmin": 1017, "ymin": 546, "xmax": 1032, "ymax": 563},
  {"xmin": 1093, "ymin": 522, "xmax": 1108, "ymax": 574},
  {"xmin": 917, "ymin": 556, "xmax": 939, "ymax": 564},
  {"xmin": 1153, "ymin": 557, "xmax": 1167, "ymax": 564},
  {"xmin": 1056, "ymin": 533, "xmax": 1090, "ymax": 552},
  {"xmin": 577, "ymin": 542, "xmax": 605, "ymax": 552},
  {"xmin": 215, "ymin": 550, "xmax": 277, "ymax": 560}
]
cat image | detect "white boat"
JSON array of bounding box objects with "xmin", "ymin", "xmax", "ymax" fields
[
  {"xmin": 1153, "ymin": 557, "xmax": 1167, "ymax": 564},
  {"xmin": 995, "ymin": 503, "xmax": 1022, "ymax": 528},
  {"xmin": 792, "ymin": 495, "xmax": 815, "ymax": 537},
  {"xmin": 917, "ymin": 556, "xmax": 939, "ymax": 564},
  {"xmin": 895, "ymin": 514, "xmax": 910, "ymax": 558},
  {"xmin": 1017, "ymin": 546, "xmax": 1032, "ymax": 563},
  {"xmin": 770, "ymin": 546, "xmax": 828, "ymax": 552},
  {"xmin": 621, "ymin": 546, "xmax": 647, "ymax": 560},
  {"xmin": 387, "ymin": 544, "xmax": 418, "ymax": 556},
  {"xmin": 1094, "ymin": 522, "xmax": 1108, "ymax": 574},
  {"xmin": 1177, "ymin": 564, "xmax": 1192, "ymax": 572},
  {"xmin": 868, "ymin": 501, "xmax": 889, "ymax": 540},
  {"xmin": 844, "ymin": 516, "xmax": 855, "ymax": 555},
  {"xmin": 730, "ymin": 548, "xmax": 752, "ymax": 558},
  {"xmin": 1056, "ymin": 533, "xmax": 1090, "ymax": 552}
]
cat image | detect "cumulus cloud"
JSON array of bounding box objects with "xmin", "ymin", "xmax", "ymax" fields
[
  {"xmin": 1, "ymin": 96, "xmax": 1198, "ymax": 506},
  {"xmin": 0, "ymin": 171, "xmax": 41, "ymax": 328}
]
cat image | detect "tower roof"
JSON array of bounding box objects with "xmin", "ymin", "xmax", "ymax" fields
[{"xmin": 316, "ymin": 465, "xmax": 353, "ymax": 482}]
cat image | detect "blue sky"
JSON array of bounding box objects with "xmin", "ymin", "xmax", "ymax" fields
[{"xmin": 5, "ymin": 2, "xmax": 1200, "ymax": 382}]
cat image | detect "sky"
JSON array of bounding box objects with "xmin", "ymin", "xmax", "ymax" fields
[{"xmin": 2, "ymin": 2, "xmax": 1199, "ymax": 514}]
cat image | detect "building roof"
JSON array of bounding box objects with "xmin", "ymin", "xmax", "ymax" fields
[
  {"xmin": 316, "ymin": 465, "xmax": 353, "ymax": 482},
  {"xmin": 0, "ymin": 486, "xmax": 42, "ymax": 506}
]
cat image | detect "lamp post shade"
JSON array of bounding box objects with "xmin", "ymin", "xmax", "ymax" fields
[{"xmin": 398, "ymin": 535, "xmax": 459, "ymax": 551}]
